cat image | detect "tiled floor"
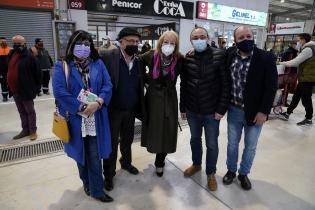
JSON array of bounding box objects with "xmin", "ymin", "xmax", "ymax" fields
[{"xmin": 0, "ymin": 96, "xmax": 314, "ymax": 210}]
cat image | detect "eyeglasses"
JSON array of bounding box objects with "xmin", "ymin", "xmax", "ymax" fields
[
  {"xmin": 75, "ymin": 41, "xmax": 91, "ymax": 46},
  {"xmin": 123, "ymin": 38, "xmax": 140, "ymax": 45},
  {"xmin": 191, "ymin": 35, "xmax": 208, "ymax": 40}
]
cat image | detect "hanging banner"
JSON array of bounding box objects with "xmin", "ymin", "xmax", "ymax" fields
[
  {"xmin": 196, "ymin": 1, "xmax": 267, "ymax": 27},
  {"xmin": 275, "ymin": 22, "xmax": 305, "ymax": 35}
]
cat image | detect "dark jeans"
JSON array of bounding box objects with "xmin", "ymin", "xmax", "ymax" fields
[
  {"xmin": 186, "ymin": 111, "xmax": 220, "ymax": 175},
  {"xmin": 154, "ymin": 153, "xmax": 167, "ymax": 167},
  {"xmin": 14, "ymin": 96, "xmax": 37, "ymax": 133},
  {"xmin": 103, "ymin": 109, "xmax": 135, "ymax": 179},
  {"xmin": 41, "ymin": 69, "xmax": 50, "ymax": 93},
  {"xmin": 77, "ymin": 136, "xmax": 105, "ymax": 198},
  {"xmin": 287, "ymin": 82, "xmax": 315, "ymax": 119},
  {"xmin": 0, "ymin": 74, "xmax": 9, "ymax": 98}
]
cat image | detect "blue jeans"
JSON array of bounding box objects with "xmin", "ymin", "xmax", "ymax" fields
[
  {"xmin": 227, "ymin": 106, "xmax": 263, "ymax": 175},
  {"xmin": 187, "ymin": 111, "xmax": 220, "ymax": 175},
  {"xmin": 77, "ymin": 136, "xmax": 105, "ymax": 198}
]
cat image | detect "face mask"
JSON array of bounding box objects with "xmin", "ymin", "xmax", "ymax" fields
[
  {"xmin": 73, "ymin": 44, "xmax": 90, "ymax": 59},
  {"xmin": 37, "ymin": 43, "xmax": 44, "ymax": 48},
  {"xmin": 124, "ymin": 45, "xmax": 138, "ymax": 56},
  {"xmin": 236, "ymin": 39, "xmax": 254, "ymax": 53},
  {"xmin": 192, "ymin": 39, "xmax": 207, "ymax": 52},
  {"xmin": 13, "ymin": 44, "xmax": 26, "ymax": 53},
  {"xmin": 161, "ymin": 44, "xmax": 175, "ymax": 57}
]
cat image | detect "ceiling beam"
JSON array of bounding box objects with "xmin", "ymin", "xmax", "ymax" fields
[
  {"xmin": 273, "ymin": 8, "xmax": 312, "ymax": 16},
  {"xmin": 274, "ymin": 13, "xmax": 311, "ymax": 20},
  {"xmin": 273, "ymin": 0, "xmax": 313, "ymax": 8}
]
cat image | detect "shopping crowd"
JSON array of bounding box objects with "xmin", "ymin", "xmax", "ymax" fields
[{"xmin": 1, "ymin": 26, "xmax": 314, "ymax": 203}]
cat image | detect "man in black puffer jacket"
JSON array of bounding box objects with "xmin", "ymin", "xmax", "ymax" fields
[{"xmin": 180, "ymin": 27, "xmax": 230, "ymax": 191}]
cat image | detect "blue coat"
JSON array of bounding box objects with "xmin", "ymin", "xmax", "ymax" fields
[{"xmin": 52, "ymin": 59, "xmax": 112, "ymax": 165}]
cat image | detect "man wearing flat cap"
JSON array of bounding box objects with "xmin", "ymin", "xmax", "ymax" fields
[{"xmin": 101, "ymin": 27, "xmax": 144, "ymax": 191}]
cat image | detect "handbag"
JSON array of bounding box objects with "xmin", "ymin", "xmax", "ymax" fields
[{"xmin": 52, "ymin": 61, "xmax": 70, "ymax": 143}]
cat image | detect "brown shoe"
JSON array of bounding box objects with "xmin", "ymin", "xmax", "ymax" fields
[
  {"xmin": 184, "ymin": 165, "xmax": 201, "ymax": 177},
  {"xmin": 29, "ymin": 133, "xmax": 38, "ymax": 141},
  {"xmin": 13, "ymin": 130, "xmax": 29, "ymax": 140},
  {"xmin": 207, "ymin": 174, "xmax": 218, "ymax": 191}
]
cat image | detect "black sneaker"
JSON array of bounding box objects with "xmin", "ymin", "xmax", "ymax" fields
[
  {"xmin": 238, "ymin": 174, "xmax": 252, "ymax": 190},
  {"xmin": 223, "ymin": 170, "xmax": 236, "ymax": 185},
  {"xmin": 279, "ymin": 112, "xmax": 290, "ymax": 121},
  {"xmin": 104, "ymin": 178, "xmax": 114, "ymax": 191},
  {"xmin": 297, "ymin": 119, "xmax": 312, "ymax": 126},
  {"xmin": 2, "ymin": 97, "xmax": 8, "ymax": 102}
]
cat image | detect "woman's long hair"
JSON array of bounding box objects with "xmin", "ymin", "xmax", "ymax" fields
[{"xmin": 65, "ymin": 30, "xmax": 99, "ymax": 62}]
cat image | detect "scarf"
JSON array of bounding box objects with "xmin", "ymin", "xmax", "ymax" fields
[
  {"xmin": 74, "ymin": 58, "xmax": 91, "ymax": 90},
  {"xmin": 152, "ymin": 50, "xmax": 177, "ymax": 80}
]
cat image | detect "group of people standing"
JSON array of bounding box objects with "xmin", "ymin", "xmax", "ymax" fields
[{"xmin": 51, "ymin": 25, "xmax": 280, "ymax": 203}]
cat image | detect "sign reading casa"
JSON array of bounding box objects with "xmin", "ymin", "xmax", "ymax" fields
[
  {"xmin": 197, "ymin": 1, "xmax": 267, "ymax": 27},
  {"xmin": 86, "ymin": 0, "xmax": 194, "ymax": 19}
]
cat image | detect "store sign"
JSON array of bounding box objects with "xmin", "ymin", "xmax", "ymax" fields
[
  {"xmin": 69, "ymin": 0, "xmax": 86, "ymax": 10},
  {"xmin": 86, "ymin": 0, "xmax": 194, "ymax": 19},
  {"xmin": 196, "ymin": 1, "xmax": 267, "ymax": 27},
  {"xmin": 0, "ymin": 0, "xmax": 54, "ymax": 9},
  {"xmin": 136, "ymin": 23, "xmax": 176, "ymax": 39},
  {"xmin": 274, "ymin": 22, "xmax": 304, "ymax": 35}
]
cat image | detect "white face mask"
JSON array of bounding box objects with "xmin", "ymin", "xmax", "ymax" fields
[{"xmin": 161, "ymin": 44, "xmax": 175, "ymax": 56}]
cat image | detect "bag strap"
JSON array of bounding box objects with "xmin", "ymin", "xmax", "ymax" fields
[{"xmin": 55, "ymin": 61, "xmax": 70, "ymax": 120}]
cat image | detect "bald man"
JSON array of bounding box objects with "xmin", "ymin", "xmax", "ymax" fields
[
  {"xmin": 7, "ymin": 35, "xmax": 41, "ymax": 140},
  {"xmin": 223, "ymin": 26, "xmax": 278, "ymax": 190}
]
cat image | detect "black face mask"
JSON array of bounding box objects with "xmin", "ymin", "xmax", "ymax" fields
[
  {"xmin": 37, "ymin": 43, "xmax": 44, "ymax": 48},
  {"xmin": 124, "ymin": 45, "xmax": 138, "ymax": 56},
  {"xmin": 236, "ymin": 39, "xmax": 254, "ymax": 53},
  {"xmin": 13, "ymin": 44, "xmax": 26, "ymax": 53}
]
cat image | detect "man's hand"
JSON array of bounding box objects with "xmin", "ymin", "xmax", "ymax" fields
[
  {"xmin": 181, "ymin": 113, "xmax": 187, "ymax": 120},
  {"xmin": 82, "ymin": 102, "xmax": 99, "ymax": 116},
  {"xmin": 214, "ymin": 112, "xmax": 224, "ymax": 120},
  {"xmin": 253, "ymin": 112, "xmax": 267, "ymax": 125}
]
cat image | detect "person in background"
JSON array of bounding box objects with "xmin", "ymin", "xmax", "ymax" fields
[
  {"xmin": 220, "ymin": 40, "xmax": 227, "ymax": 49},
  {"xmin": 223, "ymin": 26, "xmax": 277, "ymax": 190},
  {"xmin": 7, "ymin": 35, "xmax": 41, "ymax": 140},
  {"xmin": 141, "ymin": 41, "xmax": 152, "ymax": 54},
  {"xmin": 281, "ymin": 40, "xmax": 298, "ymax": 107},
  {"xmin": 180, "ymin": 27, "xmax": 230, "ymax": 191},
  {"xmin": 280, "ymin": 33, "xmax": 315, "ymax": 126},
  {"xmin": 100, "ymin": 27, "xmax": 143, "ymax": 191},
  {"xmin": 0, "ymin": 37, "xmax": 10, "ymax": 102},
  {"xmin": 52, "ymin": 30, "xmax": 113, "ymax": 202},
  {"xmin": 33, "ymin": 38, "xmax": 53, "ymax": 95},
  {"xmin": 140, "ymin": 30, "xmax": 183, "ymax": 177},
  {"xmin": 98, "ymin": 36, "xmax": 116, "ymax": 54},
  {"xmin": 211, "ymin": 40, "xmax": 218, "ymax": 48}
]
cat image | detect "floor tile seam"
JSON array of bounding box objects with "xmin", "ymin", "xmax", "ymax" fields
[{"xmin": 165, "ymin": 157, "xmax": 233, "ymax": 210}]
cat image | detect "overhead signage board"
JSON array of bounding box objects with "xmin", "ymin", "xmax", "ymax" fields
[
  {"xmin": 0, "ymin": 0, "xmax": 54, "ymax": 10},
  {"xmin": 196, "ymin": 1, "xmax": 267, "ymax": 27},
  {"xmin": 136, "ymin": 22, "xmax": 176, "ymax": 39},
  {"xmin": 86, "ymin": 0, "xmax": 194, "ymax": 19},
  {"xmin": 274, "ymin": 22, "xmax": 305, "ymax": 35}
]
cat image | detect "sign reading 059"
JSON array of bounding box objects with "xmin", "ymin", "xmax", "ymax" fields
[{"xmin": 69, "ymin": 0, "xmax": 86, "ymax": 10}]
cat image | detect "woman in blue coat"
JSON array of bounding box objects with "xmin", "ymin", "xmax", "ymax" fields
[{"xmin": 52, "ymin": 30, "xmax": 113, "ymax": 202}]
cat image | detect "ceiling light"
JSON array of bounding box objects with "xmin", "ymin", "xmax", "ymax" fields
[
  {"xmin": 281, "ymin": 0, "xmax": 285, "ymax": 3},
  {"xmin": 286, "ymin": 17, "xmax": 290, "ymax": 21}
]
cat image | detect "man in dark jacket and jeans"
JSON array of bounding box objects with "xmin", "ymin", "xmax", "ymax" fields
[
  {"xmin": 180, "ymin": 27, "xmax": 230, "ymax": 191},
  {"xmin": 222, "ymin": 26, "xmax": 277, "ymax": 190},
  {"xmin": 7, "ymin": 35, "xmax": 41, "ymax": 140}
]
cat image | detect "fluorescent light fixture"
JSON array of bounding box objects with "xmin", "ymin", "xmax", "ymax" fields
[{"xmin": 281, "ymin": 0, "xmax": 285, "ymax": 3}]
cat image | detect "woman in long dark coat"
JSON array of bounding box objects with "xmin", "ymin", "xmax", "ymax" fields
[{"xmin": 140, "ymin": 31, "xmax": 183, "ymax": 177}]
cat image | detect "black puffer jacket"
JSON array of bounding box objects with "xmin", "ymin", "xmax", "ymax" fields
[{"xmin": 180, "ymin": 45, "xmax": 230, "ymax": 115}]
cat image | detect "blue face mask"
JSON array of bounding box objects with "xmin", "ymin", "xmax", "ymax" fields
[
  {"xmin": 73, "ymin": 44, "xmax": 90, "ymax": 59},
  {"xmin": 192, "ymin": 39, "xmax": 208, "ymax": 52}
]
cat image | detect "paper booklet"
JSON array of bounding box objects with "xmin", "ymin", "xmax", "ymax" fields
[{"xmin": 77, "ymin": 89, "xmax": 98, "ymax": 118}]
